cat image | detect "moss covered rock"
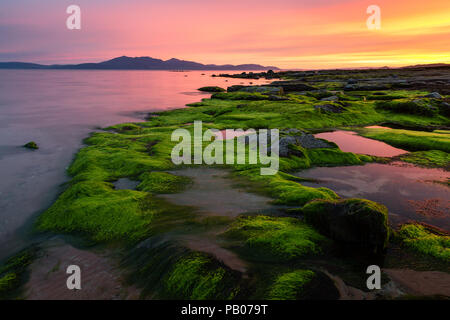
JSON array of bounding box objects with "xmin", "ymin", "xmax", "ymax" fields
[
  {"xmin": 267, "ymin": 269, "xmax": 339, "ymax": 300},
  {"xmin": 198, "ymin": 86, "xmax": 226, "ymax": 93},
  {"xmin": 397, "ymin": 224, "xmax": 449, "ymax": 262},
  {"xmin": 163, "ymin": 252, "xmax": 241, "ymax": 300},
  {"xmin": 23, "ymin": 141, "xmax": 38, "ymax": 149},
  {"xmin": 303, "ymin": 198, "xmax": 389, "ymax": 251},
  {"xmin": 137, "ymin": 171, "xmax": 191, "ymax": 194},
  {"xmin": 0, "ymin": 247, "xmax": 38, "ymax": 299},
  {"xmin": 222, "ymin": 215, "xmax": 329, "ymax": 262}
]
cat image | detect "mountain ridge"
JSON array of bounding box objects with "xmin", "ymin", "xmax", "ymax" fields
[{"xmin": 0, "ymin": 56, "xmax": 279, "ymax": 71}]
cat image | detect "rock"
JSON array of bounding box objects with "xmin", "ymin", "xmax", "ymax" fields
[
  {"xmin": 320, "ymin": 95, "xmax": 339, "ymax": 102},
  {"xmin": 281, "ymin": 128, "xmax": 302, "ymax": 134},
  {"xmin": 279, "ymin": 131, "xmax": 334, "ymax": 157},
  {"xmin": 344, "ymin": 84, "xmax": 357, "ymax": 91},
  {"xmin": 424, "ymin": 92, "xmax": 443, "ymax": 99},
  {"xmin": 227, "ymin": 85, "xmax": 246, "ymax": 92},
  {"xmin": 198, "ymin": 86, "xmax": 225, "ymax": 93},
  {"xmin": 23, "ymin": 141, "xmax": 39, "ymax": 150},
  {"xmin": 303, "ymin": 199, "xmax": 389, "ymax": 252},
  {"xmin": 228, "ymin": 85, "xmax": 282, "ymax": 95},
  {"xmin": 279, "ymin": 136, "xmax": 303, "ymax": 157},
  {"xmin": 439, "ymin": 102, "xmax": 450, "ymax": 116},
  {"xmin": 239, "ymin": 86, "xmax": 283, "ymax": 94},
  {"xmin": 268, "ymin": 95, "xmax": 289, "ymax": 101},
  {"xmin": 314, "ymin": 104, "xmax": 345, "ymax": 113},
  {"xmin": 268, "ymin": 81, "xmax": 316, "ymax": 92},
  {"xmin": 347, "ymin": 79, "xmax": 357, "ymax": 84}
]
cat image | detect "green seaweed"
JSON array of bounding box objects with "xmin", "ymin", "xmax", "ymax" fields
[
  {"xmin": 267, "ymin": 270, "xmax": 315, "ymax": 300},
  {"xmin": 222, "ymin": 215, "xmax": 329, "ymax": 262},
  {"xmin": 359, "ymin": 128, "xmax": 450, "ymax": 152},
  {"xmin": 397, "ymin": 224, "xmax": 449, "ymax": 262},
  {"xmin": 163, "ymin": 252, "xmax": 240, "ymax": 300},
  {"xmin": 137, "ymin": 171, "xmax": 191, "ymax": 194},
  {"xmin": 0, "ymin": 247, "xmax": 38, "ymax": 299},
  {"xmin": 198, "ymin": 86, "xmax": 226, "ymax": 93}
]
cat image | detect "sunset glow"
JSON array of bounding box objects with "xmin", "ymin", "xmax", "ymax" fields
[{"xmin": 1, "ymin": 0, "xmax": 449, "ymax": 68}]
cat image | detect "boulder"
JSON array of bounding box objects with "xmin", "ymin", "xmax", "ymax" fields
[
  {"xmin": 227, "ymin": 85, "xmax": 246, "ymax": 92},
  {"xmin": 424, "ymin": 92, "xmax": 443, "ymax": 99},
  {"xmin": 439, "ymin": 102, "xmax": 450, "ymax": 116},
  {"xmin": 269, "ymin": 95, "xmax": 289, "ymax": 101},
  {"xmin": 239, "ymin": 86, "xmax": 283, "ymax": 94},
  {"xmin": 320, "ymin": 95, "xmax": 339, "ymax": 102},
  {"xmin": 268, "ymin": 81, "xmax": 316, "ymax": 92},
  {"xmin": 23, "ymin": 141, "xmax": 39, "ymax": 150},
  {"xmin": 344, "ymin": 84, "xmax": 357, "ymax": 91},
  {"xmin": 228, "ymin": 85, "xmax": 282, "ymax": 95},
  {"xmin": 198, "ymin": 86, "xmax": 225, "ymax": 93},
  {"xmin": 302, "ymin": 199, "xmax": 389, "ymax": 252},
  {"xmin": 279, "ymin": 132, "xmax": 334, "ymax": 157},
  {"xmin": 314, "ymin": 104, "xmax": 345, "ymax": 113}
]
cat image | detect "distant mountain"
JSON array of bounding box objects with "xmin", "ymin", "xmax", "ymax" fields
[
  {"xmin": 400, "ymin": 63, "xmax": 450, "ymax": 69},
  {"xmin": 0, "ymin": 56, "xmax": 279, "ymax": 71}
]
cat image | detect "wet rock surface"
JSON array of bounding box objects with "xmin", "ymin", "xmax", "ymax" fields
[
  {"xmin": 278, "ymin": 131, "xmax": 334, "ymax": 157},
  {"xmin": 314, "ymin": 104, "xmax": 345, "ymax": 113},
  {"xmin": 302, "ymin": 199, "xmax": 389, "ymax": 251}
]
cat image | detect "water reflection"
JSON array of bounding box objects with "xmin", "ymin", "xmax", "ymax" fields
[
  {"xmin": 296, "ymin": 162, "xmax": 450, "ymax": 230},
  {"xmin": 0, "ymin": 70, "xmax": 268, "ymax": 259},
  {"xmin": 315, "ymin": 130, "xmax": 408, "ymax": 157}
]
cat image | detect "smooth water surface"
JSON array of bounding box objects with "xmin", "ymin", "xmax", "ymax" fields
[
  {"xmin": 315, "ymin": 130, "xmax": 407, "ymax": 157},
  {"xmin": 0, "ymin": 69, "xmax": 269, "ymax": 259},
  {"xmin": 296, "ymin": 162, "xmax": 450, "ymax": 230}
]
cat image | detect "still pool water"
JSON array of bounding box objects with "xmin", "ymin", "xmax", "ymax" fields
[
  {"xmin": 314, "ymin": 130, "xmax": 407, "ymax": 157},
  {"xmin": 0, "ymin": 69, "xmax": 269, "ymax": 259},
  {"xmin": 296, "ymin": 162, "xmax": 450, "ymax": 230}
]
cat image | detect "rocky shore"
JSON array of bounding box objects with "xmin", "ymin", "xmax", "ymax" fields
[{"xmin": 1, "ymin": 66, "xmax": 449, "ymax": 300}]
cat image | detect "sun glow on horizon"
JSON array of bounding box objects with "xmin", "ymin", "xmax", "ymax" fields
[{"xmin": 1, "ymin": 0, "xmax": 449, "ymax": 69}]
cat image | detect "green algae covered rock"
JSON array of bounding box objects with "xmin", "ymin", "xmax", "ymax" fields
[
  {"xmin": 267, "ymin": 269, "xmax": 339, "ymax": 300},
  {"xmin": 137, "ymin": 171, "xmax": 191, "ymax": 194},
  {"xmin": 0, "ymin": 247, "xmax": 38, "ymax": 299},
  {"xmin": 163, "ymin": 252, "xmax": 241, "ymax": 300},
  {"xmin": 198, "ymin": 86, "xmax": 226, "ymax": 93},
  {"xmin": 23, "ymin": 141, "xmax": 38, "ymax": 149},
  {"xmin": 397, "ymin": 224, "xmax": 449, "ymax": 262},
  {"xmin": 303, "ymin": 198, "xmax": 389, "ymax": 251},
  {"xmin": 222, "ymin": 215, "xmax": 329, "ymax": 262}
]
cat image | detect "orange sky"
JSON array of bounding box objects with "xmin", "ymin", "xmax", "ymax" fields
[{"xmin": 1, "ymin": 0, "xmax": 449, "ymax": 69}]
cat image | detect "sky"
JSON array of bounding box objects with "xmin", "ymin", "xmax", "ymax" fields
[{"xmin": 1, "ymin": 0, "xmax": 449, "ymax": 69}]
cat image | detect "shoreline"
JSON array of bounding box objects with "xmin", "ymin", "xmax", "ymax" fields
[{"xmin": 1, "ymin": 67, "xmax": 449, "ymax": 300}]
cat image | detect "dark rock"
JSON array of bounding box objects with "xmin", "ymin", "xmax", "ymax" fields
[
  {"xmin": 268, "ymin": 95, "xmax": 289, "ymax": 101},
  {"xmin": 198, "ymin": 86, "xmax": 225, "ymax": 93},
  {"xmin": 279, "ymin": 131, "xmax": 334, "ymax": 157},
  {"xmin": 424, "ymin": 92, "xmax": 443, "ymax": 99},
  {"xmin": 320, "ymin": 95, "xmax": 339, "ymax": 102},
  {"xmin": 314, "ymin": 104, "xmax": 345, "ymax": 113},
  {"xmin": 303, "ymin": 199, "xmax": 389, "ymax": 252},
  {"xmin": 23, "ymin": 141, "xmax": 38, "ymax": 150},
  {"xmin": 439, "ymin": 102, "xmax": 450, "ymax": 116},
  {"xmin": 344, "ymin": 84, "xmax": 356, "ymax": 91},
  {"xmin": 239, "ymin": 86, "xmax": 283, "ymax": 94},
  {"xmin": 268, "ymin": 81, "xmax": 316, "ymax": 92},
  {"xmin": 227, "ymin": 85, "xmax": 246, "ymax": 92}
]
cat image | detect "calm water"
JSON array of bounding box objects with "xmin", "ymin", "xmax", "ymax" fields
[
  {"xmin": 296, "ymin": 163, "xmax": 450, "ymax": 230},
  {"xmin": 0, "ymin": 69, "xmax": 269, "ymax": 259},
  {"xmin": 315, "ymin": 130, "xmax": 407, "ymax": 157}
]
